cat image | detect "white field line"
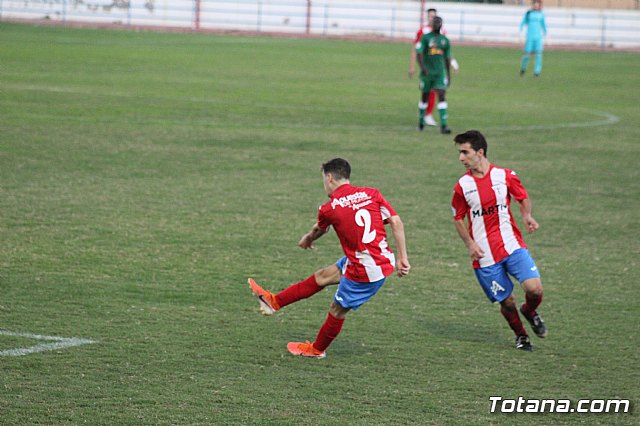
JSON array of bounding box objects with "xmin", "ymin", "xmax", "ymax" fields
[
  {"xmin": 4, "ymin": 83, "xmax": 621, "ymax": 131},
  {"xmin": 0, "ymin": 330, "xmax": 96, "ymax": 357},
  {"xmin": 490, "ymin": 110, "xmax": 620, "ymax": 131}
]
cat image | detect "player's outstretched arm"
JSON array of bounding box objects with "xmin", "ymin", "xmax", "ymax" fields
[
  {"xmin": 388, "ymin": 215, "xmax": 410, "ymax": 277},
  {"xmin": 518, "ymin": 198, "xmax": 539, "ymax": 234},
  {"xmin": 454, "ymin": 219, "xmax": 485, "ymax": 261},
  {"xmin": 298, "ymin": 223, "xmax": 327, "ymax": 249}
]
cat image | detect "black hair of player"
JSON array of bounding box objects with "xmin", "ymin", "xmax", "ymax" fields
[
  {"xmin": 454, "ymin": 130, "xmax": 488, "ymax": 157},
  {"xmin": 427, "ymin": 8, "xmax": 437, "ymax": 13},
  {"xmin": 322, "ymin": 158, "xmax": 351, "ymax": 180}
]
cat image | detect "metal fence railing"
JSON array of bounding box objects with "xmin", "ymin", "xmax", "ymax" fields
[{"xmin": 1, "ymin": 0, "xmax": 639, "ymax": 49}]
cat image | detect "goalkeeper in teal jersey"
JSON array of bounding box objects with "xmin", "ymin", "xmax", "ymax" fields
[
  {"xmin": 416, "ymin": 16, "xmax": 451, "ymax": 134},
  {"xmin": 519, "ymin": 0, "xmax": 547, "ymax": 77}
]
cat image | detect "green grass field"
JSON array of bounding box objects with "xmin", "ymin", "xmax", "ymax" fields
[{"xmin": 1, "ymin": 22, "xmax": 639, "ymax": 425}]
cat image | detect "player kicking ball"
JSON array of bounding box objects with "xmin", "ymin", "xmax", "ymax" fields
[
  {"xmin": 249, "ymin": 158, "xmax": 410, "ymax": 358},
  {"xmin": 451, "ymin": 130, "xmax": 547, "ymax": 351}
]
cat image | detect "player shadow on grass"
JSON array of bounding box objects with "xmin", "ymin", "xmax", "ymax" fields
[{"xmin": 418, "ymin": 319, "xmax": 506, "ymax": 346}]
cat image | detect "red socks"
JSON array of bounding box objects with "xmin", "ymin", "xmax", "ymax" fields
[
  {"xmin": 501, "ymin": 305, "xmax": 527, "ymax": 337},
  {"xmin": 521, "ymin": 292, "xmax": 543, "ymax": 318},
  {"xmin": 426, "ymin": 90, "xmax": 437, "ymax": 115},
  {"xmin": 275, "ymin": 274, "xmax": 323, "ymax": 308},
  {"xmin": 313, "ymin": 313, "xmax": 345, "ymax": 352},
  {"xmin": 274, "ymin": 276, "xmax": 343, "ymax": 352}
]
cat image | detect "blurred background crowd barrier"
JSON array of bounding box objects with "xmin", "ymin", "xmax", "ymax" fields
[{"xmin": 2, "ymin": 0, "xmax": 638, "ymax": 49}]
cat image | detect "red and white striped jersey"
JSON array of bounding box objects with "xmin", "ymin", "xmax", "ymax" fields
[
  {"xmin": 451, "ymin": 165, "xmax": 529, "ymax": 269},
  {"xmin": 317, "ymin": 184, "xmax": 397, "ymax": 282}
]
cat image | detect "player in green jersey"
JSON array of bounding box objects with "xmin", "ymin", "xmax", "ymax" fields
[{"xmin": 416, "ymin": 16, "xmax": 452, "ymax": 135}]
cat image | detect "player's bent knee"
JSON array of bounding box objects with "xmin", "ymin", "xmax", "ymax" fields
[
  {"xmin": 329, "ymin": 301, "xmax": 350, "ymax": 319},
  {"xmin": 522, "ymin": 278, "xmax": 543, "ymax": 296},
  {"xmin": 315, "ymin": 265, "xmax": 341, "ymax": 287},
  {"xmin": 500, "ymin": 294, "xmax": 517, "ymax": 310}
]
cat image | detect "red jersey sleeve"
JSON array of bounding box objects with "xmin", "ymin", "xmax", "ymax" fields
[
  {"xmin": 506, "ymin": 169, "xmax": 529, "ymax": 201},
  {"xmin": 451, "ymin": 183, "xmax": 468, "ymax": 221},
  {"xmin": 317, "ymin": 204, "xmax": 331, "ymax": 231},
  {"xmin": 374, "ymin": 189, "xmax": 397, "ymax": 224}
]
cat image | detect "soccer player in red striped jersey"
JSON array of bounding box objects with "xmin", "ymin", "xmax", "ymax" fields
[
  {"xmin": 249, "ymin": 158, "xmax": 410, "ymax": 358},
  {"xmin": 451, "ymin": 130, "xmax": 547, "ymax": 351}
]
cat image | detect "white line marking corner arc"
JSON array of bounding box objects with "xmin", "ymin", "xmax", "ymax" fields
[
  {"xmin": 0, "ymin": 330, "xmax": 96, "ymax": 357},
  {"xmin": 490, "ymin": 109, "xmax": 620, "ymax": 131}
]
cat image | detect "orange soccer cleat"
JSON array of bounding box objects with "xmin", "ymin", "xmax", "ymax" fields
[
  {"xmin": 286, "ymin": 341, "xmax": 326, "ymax": 359},
  {"xmin": 248, "ymin": 278, "xmax": 280, "ymax": 316}
]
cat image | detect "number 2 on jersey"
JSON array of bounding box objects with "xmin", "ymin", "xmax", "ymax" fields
[{"xmin": 355, "ymin": 209, "xmax": 376, "ymax": 244}]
